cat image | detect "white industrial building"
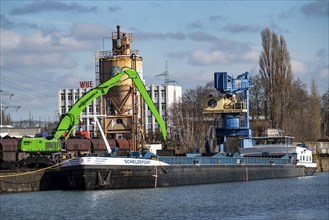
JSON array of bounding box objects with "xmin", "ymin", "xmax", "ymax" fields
[
  {"xmin": 57, "ymin": 84, "xmax": 182, "ymax": 138},
  {"xmin": 143, "ymin": 84, "xmax": 182, "ymax": 134}
]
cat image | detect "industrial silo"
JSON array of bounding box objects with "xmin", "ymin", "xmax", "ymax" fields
[{"xmin": 96, "ymin": 25, "xmax": 143, "ymax": 151}]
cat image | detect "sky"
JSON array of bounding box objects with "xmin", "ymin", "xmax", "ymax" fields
[{"xmin": 0, "ymin": 0, "xmax": 328, "ymax": 122}]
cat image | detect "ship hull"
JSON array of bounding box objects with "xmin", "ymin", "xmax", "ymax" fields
[
  {"xmin": 60, "ymin": 162, "xmax": 317, "ymax": 190},
  {"xmin": 60, "ymin": 164, "xmax": 158, "ymax": 190}
]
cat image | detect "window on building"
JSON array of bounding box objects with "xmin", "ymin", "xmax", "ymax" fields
[
  {"xmin": 161, "ymin": 103, "xmax": 166, "ymax": 110},
  {"xmin": 68, "ymin": 94, "xmax": 72, "ymax": 101},
  {"xmin": 89, "ymin": 106, "xmax": 93, "ymax": 113},
  {"xmin": 96, "ymin": 106, "xmax": 100, "ymax": 114},
  {"xmin": 154, "ymin": 92, "xmax": 159, "ymax": 98},
  {"xmin": 161, "ymin": 91, "xmax": 166, "ymax": 98},
  {"xmin": 61, "ymin": 94, "xmax": 65, "ymax": 101}
]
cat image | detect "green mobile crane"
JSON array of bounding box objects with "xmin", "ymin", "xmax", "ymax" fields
[{"xmin": 20, "ymin": 68, "xmax": 166, "ymax": 167}]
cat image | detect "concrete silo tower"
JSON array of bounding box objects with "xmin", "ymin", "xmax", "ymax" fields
[{"xmin": 95, "ymin": 25, "xmax": 143, "ymax": 151}]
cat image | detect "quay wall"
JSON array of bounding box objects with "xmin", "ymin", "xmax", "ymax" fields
[{"xmin": 0, "ymin": 169, "xmax": 61, "ymax": 193}]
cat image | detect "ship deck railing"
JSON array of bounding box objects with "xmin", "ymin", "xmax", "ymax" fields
[{"xmin": 158, "ymin": 156, "xmax": 292, "ymax": 166}]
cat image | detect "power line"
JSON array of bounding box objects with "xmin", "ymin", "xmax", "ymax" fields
[{"xmin": 0, "ymin": 66, "xmax": 60, "ymax": 103}]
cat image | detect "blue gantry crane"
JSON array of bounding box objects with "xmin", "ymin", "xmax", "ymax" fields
[{"xmin": 203, "ymin": 71, "xmax": 253, "ymax": 151}]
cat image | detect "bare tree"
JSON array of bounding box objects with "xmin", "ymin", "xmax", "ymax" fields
[
  {"xmin": 307, "ymin": 80, "xmax": 322, "ymax": 140},
  {"xmin": 285, "ymin": 79, "xmax": 308, "ymax": 136},
  {"xmin": 278, "ymin": 79, "xmax": 322, "ymax": 142},
  {"xmin": 321, "ymin": 90, "xmax": 329, "ymax": 137},
  {"xmin": 249, "ymin": 75, "xmax": 266, "ymax": 120},
  {"xmin": 168, "ymin": 85, "xmax": 216, "ymax": 152},
  {"xmin": 259, "ymin": 27, "xmax": 293, "ymax": 130}
]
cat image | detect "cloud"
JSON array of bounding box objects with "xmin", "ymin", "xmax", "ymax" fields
[
  {"xmin": 291, "ymin": 60, "xmax": 309, "ymax": 76},
  {"xmin": 188, "ymin": 31, "xmax": 218, "ymax": 42},
  {"xmin": 188, "ymin": 49, "xmax": 258, "ymax": 66},
  {"xmin": 212, "ymin": 38, "xmax": 253, "ymax": 54},
  {"xmin": 301, "ymin": 0, "xmax": 329, "ymax": 16},
  {"xmin": 209, "ymin": 15, "xmax": 225, "ymax": 22},
  {"xmin": 10, "ymin": 1, "xmax": 98, "ymax": 15},
  {"xmin": 108, "ymin": 5, "xmax": 121, "ymax": 12},
  {"xmin": 19, "ymin": 53, "xmax": 77, "ymax": 68},
  {"xmin": 0, "ymin": 29, "xmax": 22, "ymax": 50},
  {"xmin": 168, "ymin": 51, "xmax": 189, "ymax": 60},
  {"xmin": 69, "ymin": 23, "xmax": 110, "ymax": 41},
  {"xmin": 134, "ymin": 29, "xmax": 251, "ymax": 52},
  {"xmin": 1, "ymin": 21, "xmax": 116, "ymax": 71},
  {"xmin": 316, "ymin": 49, "xmax": 328, "ymax": 58},
  {"xmin": 291, "ymin": 59, "xmax": 328, "ymax": 94},
  {"xmin": 189, "ymin": 50, "xmax": 233, "ymax": 65},
  {"xmin": 1, "ymin": 25, "xmax": 97, "ymax": 68},
  {"xmin": 2, "ymin": 51, "xmax": 78, "ymax": 69},
  {"xmin": 134, "ymin": 29, "xmax": 256, "ymax": 66},
  {"xmin": 319, "ymin": 68, "xmax": 329, "ymax": 80},
  {"xmin": 0, "ymin": 14, "xmax": 15, "ymax": 29},
  {"xmin": 186, "ymin": 21, "xmax": 203, "ymax": 29},
  {"xmin": 134, "ymin": 30, "xmax": 186, "ymax": 41},
  {"xmin": 222, "ymin": 24, "xmax": 262, "ymax": 33},
  {"xmin": 278, "ymin": 7, "xmax": 296, "ymax": 19},
  {"xmin": 222, "ymin": 23, "xmax": 289, "ymax": 35},
  {"xmin": 268, "ymin": 23, "xmax": 290, "ymax": 34},
  {"xmin": 134, "ymin": 29, "xmax": 219, "ymax": 42},
  {"xmin": 241, "ymin": 50, "xmax": 260, "ymax": 62},
  {"xmin": 133, "ymin": 29, "xmax": 252, "ymax": 55},
  {"xmin": 0, "ymin": 14, "xmax": 40, "ymax": 30},
  {"xmin": 24, "ymin": 30, "xmax": 89, "ymax": 51}
]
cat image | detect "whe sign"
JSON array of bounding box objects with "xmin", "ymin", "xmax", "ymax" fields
[{"xmin": 80, "ymin": 81, "xmax": 93, "ymax": 88}]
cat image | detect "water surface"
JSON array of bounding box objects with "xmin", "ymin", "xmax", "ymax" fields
[{"xmin": 1, "ymin": 172, "xmax": 328, "ymax": 220}]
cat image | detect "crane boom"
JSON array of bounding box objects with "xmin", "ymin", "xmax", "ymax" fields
[{"xmin": 20, "ymin": 68, "xmax": 166, "ymax": 154}]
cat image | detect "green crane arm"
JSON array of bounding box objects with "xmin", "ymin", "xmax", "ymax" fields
[
  {"xmin": 20, "ymin": 68, "xmax": 166, "ymax": 154},
  {"xmin": 125, "ymin": 69, "xmax": 167, "ymax": 140},
  {"xmin": 54, "ymin": 68, "xmax": 166, "ymax": 140},
  {"xmin": 52, "ymin": 70, "xmax": 125, "ymax": 140}
]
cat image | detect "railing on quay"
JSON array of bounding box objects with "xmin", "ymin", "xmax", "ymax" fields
[{"xmin": 158, "ymin": 156, "xmax": 292, "ymax": 166}]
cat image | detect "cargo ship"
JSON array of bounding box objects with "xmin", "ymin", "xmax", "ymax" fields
[{"xmin": 59, "ymin": 135, "xmax": 317, "ymax": 190}]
